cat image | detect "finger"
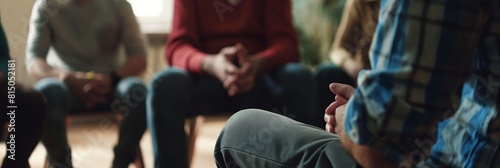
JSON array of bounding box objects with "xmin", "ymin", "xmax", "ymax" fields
[
  {"xmin": 83, "ymin": 82, "xmax": 100, "ymax": 94},
  {"xmin": 335, "ymin": 95, "xmax": 348, "ymax": 105},
  {"xmin": 235, "ymin": 74, "xmax": 253, "ymax": 86},
  {"xmin": 228, "ymin": 86, "xmax": 237, "ymax": 97},
  {"xmin": 222, "ymin": 46, "xmax": 237, "ymax": 60},
  {"xmin": 83, "ymin": 82, "xmax": 111, "ymax": 95},
  {"xmin": 235, "ymin": 43, "xmax": 249, "ymax": 65},
  {"xmin": 223, "ymin": 75, "xmax": 238, "ymax": 89},
  {"xmin": 93, "ymin": 74, "xmax": 112, "ymax": 86},
  {"xmin": 235, "ymin": 79, "xmax": 254, "ymax": 95},
  {"xmin": 324, "ymin": 113, "xmax": 335, "ymax": 124},
  {"xmin": 325, "ymin": 101, "xmax": 343, "ymax": 115},
  {"xmin": 238, "ymin": 63, "xmax": 253, "ymax": 76},
  {"xmin": 325, "ymin": 123, "xmax": 335, "ymax": 133},
  {"xmin": 330, "ymin": 83, "xmax": 355, "ymax": 100},
  {"xmin": 232, "ymin": 74, "xmax": 254, "ymax": 93},
  {"xmin": 224, "ymin": 63, "xmax": 239, "ymax": 76}
]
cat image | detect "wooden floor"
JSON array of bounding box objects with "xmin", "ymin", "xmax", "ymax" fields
[{"xmin": 0, "ymin": 114, "xmax": 231, "ymax": 168}]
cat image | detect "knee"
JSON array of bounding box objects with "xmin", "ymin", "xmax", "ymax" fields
[
  {"xmin": 280, "ymin": 63, "xmax": 314, "ymax": 81},
  {"xmin": 149, "ymin": 68, "xmax": 191, "ymax": 95},
  {"xmin": 116, "ymin": 77, "xmax": 147, "ymax": 101},
  {"xmin": 34, "ymin": 78, "xmax": 69, "ymax": 106},
  {"xmin": 114, "ymin": 77, "xmax": 148, "ymax": 111},
  {"xmin": 225, "ymin": 109, "xmax": 268, "ymax": 128},
  {"xmin": 315, "ymin": 63, "xmax": 342, "ymax": 77}
]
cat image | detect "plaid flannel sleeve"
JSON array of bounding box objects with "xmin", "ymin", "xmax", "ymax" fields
[{"xmin": 343, "ymin": 0, "xmax": 492, "ymax": 163}]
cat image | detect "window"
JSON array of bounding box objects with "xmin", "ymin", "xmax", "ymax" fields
[{"xmin": 128, "ymin": 0, "xmax": 173, "ymax": 34}]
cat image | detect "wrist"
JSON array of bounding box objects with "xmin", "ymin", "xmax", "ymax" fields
[
  {"xmin": 202, "ymin": 56, "xmax": 215, "ymax": 75},
  {"xmin": 249, "ymin": 56, "xmax": 267, "ymax": 76},
  {"xmin": 58, "ymin": 71, "xmax": 70, "ymax": 82}
]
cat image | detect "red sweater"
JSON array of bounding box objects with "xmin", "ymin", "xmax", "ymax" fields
[{"xmin": 166, "ymin": 0, "xmax": 299, "ymax": 74}]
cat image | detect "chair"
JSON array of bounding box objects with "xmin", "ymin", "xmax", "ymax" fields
[
  {"xmin": 43, "ymin": 111, "xmax": 145, "ymax": 168},
  {"xmin": 186, "ymin": 115, "xmax": 204, "ymax": 166}
]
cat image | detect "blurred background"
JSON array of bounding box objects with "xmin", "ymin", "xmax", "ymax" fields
[{"xmin": 0, "ymin": 0, "xmax": 344, "ymax": 167}]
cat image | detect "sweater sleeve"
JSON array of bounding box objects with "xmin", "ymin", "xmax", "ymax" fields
[
  {"xmin": 25, "ymin": 0, "xmax": 52, "ymax": 69},
  {"xmin": 165, "ymin": 0, "xmax": 208, "ymax": 74},
  {"xmin": 117, "ymin": 0, "xmax": 147, "ymax": 58},
  {"xmin": 255, "ymin": 0, "xmax": 299, "ymax": 70}
]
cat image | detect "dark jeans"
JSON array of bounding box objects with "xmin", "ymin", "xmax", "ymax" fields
[
  {"xmin": 0, "ymin": 85, "xmax": 46, "ymax": 168},
  {"xmin": 34, "ymin": 77, "xmax": 147, "ymax": 168},
  {"xmin": 313, "ymin": 63, "xmax": 355, "ymax": 128},
  {"xmin": 214, "ymin": 109, "xmax": 356, "ymax": 168},
  {"xmin": 147, "ymin": 63, "xmax": 317, "ymax": 168}
]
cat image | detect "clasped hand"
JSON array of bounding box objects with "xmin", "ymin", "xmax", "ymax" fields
[
  {"xmin": 205, "ymin": 43, "xmax": 264, "ymax": 96},
  {"xmin": 324, "ymin": 83, "xmax": 355, "ymax": 136},
  {"xmin": 60, "ymin": 72, "xmax": 112, "ymax": 109}
]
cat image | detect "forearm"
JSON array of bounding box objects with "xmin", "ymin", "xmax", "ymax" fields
[
  {"xmin": 116, "ymin": 56, "xmax": 146, "ymax": 77},
  {"xmin": 255, "ymin": 43, "xmax": 298, "ymax": 72},
  {"xmin": 27, "ymin": 58, "xmax": 66, "ymax": 81},
  {"xmin": 248, "ymin": 55, "xmax": 268, "ymax": 76}
]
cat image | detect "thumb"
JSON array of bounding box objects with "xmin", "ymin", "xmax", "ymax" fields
[
  {"xmin": 330, "ymin": 83, "xmax": 355, "ymax": 100},
  {"xmin": 235, "ymin": 43, "xmax": 249, "ymax": 65}
]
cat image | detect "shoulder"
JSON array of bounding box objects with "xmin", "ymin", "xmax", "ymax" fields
[{"xmin": 109, "ymin": 0, "xmax": 132, "ymax": 8}]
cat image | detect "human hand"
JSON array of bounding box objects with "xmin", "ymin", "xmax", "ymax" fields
[
  {"xmin": 203, "ymin": 46, "xmax": 239, "ymax": 83},
  {"xmin": 224, "ymin": 44, "xmax": 264, "ymax": 96},
  {"xmin": 325, "ymin": 83, "xmax": 355, "ymax": 134},
  {"xmin": 59, "ymin": 72, "xmax": 96, "ymax": 109},
  {"xmin": 83, "ymin": 73, "xmax": 112, "ymax": 105}
]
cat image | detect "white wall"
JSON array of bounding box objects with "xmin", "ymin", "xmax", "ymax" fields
[{"xmin": 0, "ymin": 0, "xmax": 36, "ymax": 85}]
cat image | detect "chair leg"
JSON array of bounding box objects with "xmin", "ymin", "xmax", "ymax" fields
[{"xmin": 187, "ymin": 115, "xmax": 204, "ymax": 167}]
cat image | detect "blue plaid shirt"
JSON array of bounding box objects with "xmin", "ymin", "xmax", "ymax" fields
[{"xmin": 344, "ymin": 0, "xmax": 500, "ymax": 167}]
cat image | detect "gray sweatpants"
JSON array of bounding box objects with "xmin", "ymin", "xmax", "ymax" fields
[{"xmin": 214, "ymin": 109, "xmax": 357, "ymax": 168}]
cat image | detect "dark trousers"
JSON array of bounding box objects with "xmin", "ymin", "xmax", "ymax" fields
[
  {"xmin": 34, "ymin": 77, "xmax": 147, "ymax": 168},
  {"xmin": 147, "ymin": 63, "xmax": 318, "ymax": 168},
  {"xmin": 214, "ymin": 109, "xmax": 356, "ymax": 168},
  {"xmin": 0, "ymin": 85, "xmax": 46, "ymax": 168}
]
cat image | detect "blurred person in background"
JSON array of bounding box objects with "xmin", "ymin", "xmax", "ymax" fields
[
  {"xmin": 313, "ymin": 0, "xmax": 379, "ymax": 128},
  {"xmin": 0, "ymin": 15, "xmax": 46, "ymax": 168},
  {"xmin": 25, "ymin": 0, "xmax": 147, "ymax": 167},
  {"xmin": 147, "ymin": 0, "xmax": 317, "ymax": 167}
]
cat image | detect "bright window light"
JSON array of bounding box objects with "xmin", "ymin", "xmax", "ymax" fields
[{"xmin": 127, "ymin": 0, "xmax": 164, "ymax": 17}]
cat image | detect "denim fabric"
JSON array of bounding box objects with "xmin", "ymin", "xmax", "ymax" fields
[
  {"xmin": 34, "ymin": 77, "xmax": 147, "ymax": 168},
  {"xmin": 147, "ymin": 63, "xmax": 317, "ymax": 168}
]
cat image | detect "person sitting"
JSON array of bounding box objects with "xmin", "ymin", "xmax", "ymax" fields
[
  {"xmin": 0, "ymin": 16, "xmax": 46, "ymax": 168},
  {"xmin": 314, "ymin": 0, "xmax": 379, "ymax": 128},
  {"xmin": 147, "ymin": 0, "xmax": 317, "ymax": 167},
  {"xmin": 215, "ymin": 0, "xmax": 500, "ymax": 167},
  {"xmin": 25, "ymin": 0, "xmax": 148, "ymax": 167}
]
